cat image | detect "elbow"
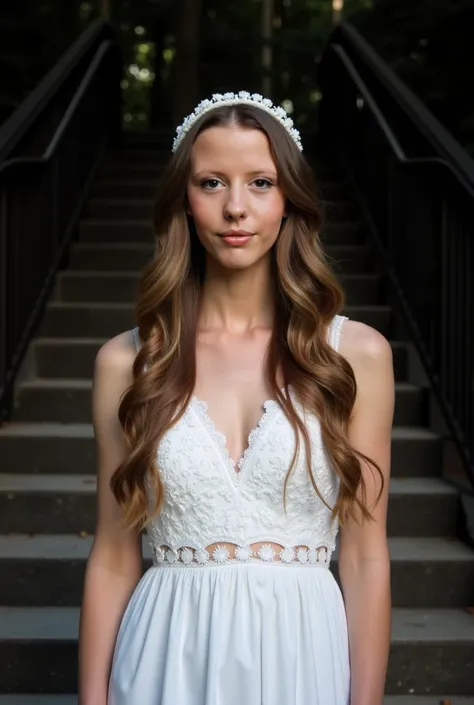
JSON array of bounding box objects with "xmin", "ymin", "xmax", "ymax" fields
[{"xmin": 338, "ymin": 544, "xmax": 391, "ymax": 588}]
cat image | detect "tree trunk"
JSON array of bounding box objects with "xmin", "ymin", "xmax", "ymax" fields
[
  {"xmin": 261, "ymin": 0, "xmax": 274, "ymax": 98},
  {"xmin": 172, "ymin": 0, "xmax": 201, "ymax": 125}
]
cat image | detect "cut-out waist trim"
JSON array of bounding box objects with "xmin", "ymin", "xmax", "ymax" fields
[{"xmin": 150, "ymin": 541, "xmax": 331, "ymax": 568}]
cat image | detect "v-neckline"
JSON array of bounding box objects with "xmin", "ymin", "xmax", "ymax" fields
[{"xmin": 190, "ymin": 390, "xmax": 287, "ymax": 488}]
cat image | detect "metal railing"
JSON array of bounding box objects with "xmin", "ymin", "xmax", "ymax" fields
[
  {"xmin": 318, "ymin": 22, "xmax": 474, "ymax": 490},
  {"xmin": 0, "ymin": 19, "xmax": 122, "ymax": 420}
]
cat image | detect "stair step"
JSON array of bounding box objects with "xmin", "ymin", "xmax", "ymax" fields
[
  {"xmin": 0, "ymin": 698, "xmax": 78, "ymax": 704},
  {"xmin": 84, "ymin": 197, "xmax": 359, "ymax": 223},
  {"xmin": 38, "ymin": 302, "xmax": 392, "ymax": 338},
  {"xmin": 69, "ymin": 241, "xmax": 152, "ymax": 270},
  {"xmin": 0, "ymin": 473, "xmax": 455, "ymax": 535},
  {"xmin": 40, "ymin": 302, "xmax": 135, "ymax": 337},
  {"xmin": 92, "ymin": 179, "xmax": 158, "ymax": 199},
  {"xmin": 78, "ymin": 217, "xmax": 362, "ymax": 245},
  {"xmin": 78, "ymin": 218, "xmax": 154, "ymax": 243},
  {"xmin": 0, "ymin": 422, "xmax": 439, "ymax": 477},
  {"xmin": 0, "ymin": 607, "xmax": 472, "ymax": 693},
  {"xmin": 384, "ymin": 699, "xmax": 474, "ymax": 705},
  {"xmin": 1, "ymin": 534, "xmax": 473, "ymax": 608},
  {"xmin": 98, "ymin": 163, "xmax": 166, "ymax": 181},
  {"xmin": 12, "ymin": 378, "xmax": 425, "ymax": 425},
  {"xmin": 34, "ymin": 337, "xmax": 104, "ymax": 379},
  {"xmin": 105, "ymin": 147, "xmax": 172, "ymax": 163},
  {"xmin": 85, "ymin": 198, "xmax": 154, "ymax": 220},
  {"xmin": 68, "ymin": 241, "xmax": 373, "ymax": 273}
]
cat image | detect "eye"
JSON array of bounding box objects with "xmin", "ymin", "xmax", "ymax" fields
[
  {"xmin": 253, "ymin": 178, "xmax": 273, "ymax": 189},
  {"xmin": 200, "ymin": 178, "xmax": 222, "ymax": 190}
]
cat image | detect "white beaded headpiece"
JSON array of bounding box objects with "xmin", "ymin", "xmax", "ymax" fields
[{"xmin": 172, "ymin": 91, "xmax": 303, "ymax": 153}]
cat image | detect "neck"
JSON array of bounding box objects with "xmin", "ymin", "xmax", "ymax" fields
[{"xmin": 197, "ymin": 255, "xmax": 276, "ymax": 335}]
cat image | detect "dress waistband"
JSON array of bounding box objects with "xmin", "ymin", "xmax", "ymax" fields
[{"xmin": 150, "ymin": 542, "xmax": 332, "ymax": 569}]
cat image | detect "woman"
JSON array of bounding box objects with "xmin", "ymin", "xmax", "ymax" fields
[{"xmin": 79, "ymin": 91, "xmax": 394, "ymax": 705}]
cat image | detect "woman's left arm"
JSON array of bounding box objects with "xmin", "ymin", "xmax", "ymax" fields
[{"xmin": 338, "ymin": 321, "xmax": 395, "ymax": 705}]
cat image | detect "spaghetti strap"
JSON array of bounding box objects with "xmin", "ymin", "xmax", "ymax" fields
[
  {"xmin": 131, "ymin": 326, "xmax": 142, "ymax": 353},
  {"xmin": 328, "ymin": 314, "xmax": 348, "ymax": 352}
]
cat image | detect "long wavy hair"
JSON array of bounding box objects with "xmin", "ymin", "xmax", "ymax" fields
[{"xmin": 111, "ymin": 103, "xmax": 384, "ymax": 532}]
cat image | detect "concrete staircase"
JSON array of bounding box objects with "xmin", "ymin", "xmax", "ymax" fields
[{"xmin": 1, "ymin": 134, "xmax": 474, "ymax": 703}]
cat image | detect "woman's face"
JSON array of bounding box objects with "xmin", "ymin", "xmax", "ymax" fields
[{"xmin": 186, "ymin": 124, "xmax": 286, "ymax": 270}]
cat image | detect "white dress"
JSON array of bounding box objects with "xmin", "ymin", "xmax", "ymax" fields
[{"xmin": 107, "ymin": 315, "xmax": 351, "ymax": 705}]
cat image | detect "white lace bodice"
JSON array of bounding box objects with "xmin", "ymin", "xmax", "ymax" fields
[{"xmin": 132, "ymin": 315, "xmax": 348, "ymax": 569}]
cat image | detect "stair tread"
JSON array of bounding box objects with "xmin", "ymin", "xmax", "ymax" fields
[
  {"xmin": 19, "ymin": 379, "xmax": 93, "ymax": 390},
  {"xmin": 1, "ymin": 534, "xmax": 473, "ymax": 562},
  {"xmin": 80, "ymin": 217, "xmax": 152, "ymax": 225},
  {"xmin": 35, "ymin": 337, "xmax": 110, "ymax": 344},
  {"xmin": 59, "ymin": 270, "xmax": 140, "ymax": 279},
  {"xmin": 391, "ymin": 426, "xmax": 438, "ymax": 439},
  {"xmin": 0, "ymin": 698, "xmax": 78, "ymax": 705},
  {"xmin": 0, "ymin": 605, "xmax": 472, "ymax": 641},
  {"xmin": 384, "ymin": 699, "xmax": 474, "ymax": 705},
  {"xmin": 0, "ymin": 423, "xmax": 93, "ymax": 438},
  {"xmin": 0, "ymin": 473, "xmax": 454, "ymax": 494},
  {"xmin": 47, "ymin": 301, "xmax": 134, "ymax": 310},
  {"xmin": 73, "ymin": 241, "xmax": 152, "ymax": 250}
]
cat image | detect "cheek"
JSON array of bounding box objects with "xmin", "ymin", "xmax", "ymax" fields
[
  {"xmin": 187, "ymin": 190, "xmax": 213, "ymax": 226},
  {"xmin": 260, "ymin": 193, "xmax": 286, "ymax": 227}
]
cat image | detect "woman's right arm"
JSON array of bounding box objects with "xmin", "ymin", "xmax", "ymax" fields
[{"xmin": 78, "ymin": 332, "xmax": 143, "ymax": 705}]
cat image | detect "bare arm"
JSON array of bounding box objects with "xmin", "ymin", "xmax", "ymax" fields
[
  {"xmin": 338, "ymin": 321, "xmax": 395, "ymax": 705},
  {"xmin": 78, "ymin": 332, "xmax": 143, "ymax": 705}
]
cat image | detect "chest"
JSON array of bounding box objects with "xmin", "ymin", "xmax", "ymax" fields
[
  {"xmin": 156, "ymin": 397, "xmax": 339, "ymax": 507},
  {"xmin": 193, "ymin": 330, "xmax": 283, "ymax": 469}
]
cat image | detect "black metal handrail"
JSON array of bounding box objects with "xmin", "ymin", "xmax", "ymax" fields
[
  {"xmin": 318, "ymin": 22, "xmax": 474, "ymax": 491},
  {"xmin": 0, "ymin": 21, "xmax": 122, "ymax": 421}
]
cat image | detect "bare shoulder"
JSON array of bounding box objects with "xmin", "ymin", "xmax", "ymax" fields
[
  {"xmin": 92, "ymin": 330, "xmax": 138, "ymax": 425},
  {"xmin": 94, "ymin": 330, "xmax": 137, "ymax": 380},
  {"xmin": 338, "ymin": 319, "xmax": 393, "ymax": 372},
  {"xmin": 338, "ymin": 320, "xmax": 394, "ymax": 421}
]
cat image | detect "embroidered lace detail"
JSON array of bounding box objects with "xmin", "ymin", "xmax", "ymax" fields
[
  {"xmin": 190, "ymin": 395, "xmax": 280, "ymax": 486},
  {"xmin": 151, "ymin": 542, "xmax": 330, "ymax": 568},
  {"xmin": 139, "ymin": 317, "xmax": 346, "ymax": 574}
]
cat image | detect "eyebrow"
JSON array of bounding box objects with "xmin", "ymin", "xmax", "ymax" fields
[{"xmin": 192, "ymin": 169, "xmax": 278, "ymax": 179}]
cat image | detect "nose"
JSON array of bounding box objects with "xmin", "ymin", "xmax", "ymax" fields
[{"xmin": 223, "ymin": 183, "xmax": 247, "ymax": 221}]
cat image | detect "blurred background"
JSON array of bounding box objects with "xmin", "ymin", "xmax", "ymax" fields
[{"xmin": 1, "ymin": 0, "xmax": 473, "ymax": 156}]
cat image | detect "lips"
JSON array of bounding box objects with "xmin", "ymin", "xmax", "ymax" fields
[
  {"xmin": 219, "ymin": 230, "xmax": 254, "ymax": 246},
  {"xmin": 220, "ymin": 230, "xmax": 254, "ymax": 238}
]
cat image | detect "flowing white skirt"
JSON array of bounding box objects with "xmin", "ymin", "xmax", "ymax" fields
[{"xmin": 108, "ymin": 562, "xmax": 350, "ymax": 705}]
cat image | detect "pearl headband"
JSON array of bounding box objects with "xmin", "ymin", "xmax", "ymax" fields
[{"xmin": 172, "ymin": 91, "xmax": 303, "ymax": 153}]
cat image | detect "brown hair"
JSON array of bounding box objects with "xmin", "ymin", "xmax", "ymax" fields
[{"xmin": 111, "ymin": 104, "xmax": 384, "ymax": 531}]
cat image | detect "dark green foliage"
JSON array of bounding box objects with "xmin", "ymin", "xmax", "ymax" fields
[{"xmin": 1, "ymin": 0, "xmax": 472, "ymax": 157}]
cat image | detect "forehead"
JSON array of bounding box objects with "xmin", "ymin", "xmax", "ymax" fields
[{"xmin": 190, "ymin": 124, "xmax": 276, "ymax": 172}]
